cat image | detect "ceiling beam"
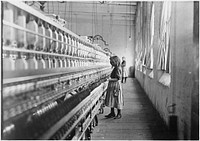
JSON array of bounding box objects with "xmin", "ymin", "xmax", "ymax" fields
[
  {"xmin": 54, "ymin": 1, "xmax": 138, "ymax": 6},
  {"xmin": 46, "ymin": 10, "xmax": 136, "ymax": 16}
]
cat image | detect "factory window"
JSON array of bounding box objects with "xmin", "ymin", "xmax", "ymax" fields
[
  {"xmin": 141, "ymin": 47, "xmax": 146, "ymax": 74},
  {"xmin": 141, "ymin": 4, "xmax": 147, "ymax": 74},
  {"xmin": 157, "ymin": 1, "xmax": 171, "ymax": 87},
  {"xmin": 148, "ymin": 3, "xmax": 154, "ymax": 78},
  {"xmin": 135, "ymin": 4, "xmax": 143, "ymax": 72}
]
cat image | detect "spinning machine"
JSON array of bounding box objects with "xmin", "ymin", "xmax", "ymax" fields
[{"xmin": 2, "ymin": 1, "xmax": 112, "ymax": 140}]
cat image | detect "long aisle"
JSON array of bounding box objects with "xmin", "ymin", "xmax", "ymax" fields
[{"xmin": 91, "ymin": 78, "xmax": 174, "ymax": 140}]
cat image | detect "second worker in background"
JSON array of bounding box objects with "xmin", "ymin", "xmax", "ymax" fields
[{"xmin": 121, "ymin": 57, "xmax": 128, "ymax": 83}]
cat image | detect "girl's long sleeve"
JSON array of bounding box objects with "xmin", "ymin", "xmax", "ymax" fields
[{"xmin": 110, "ymin": 67, "xmax": 121, "ymax": 80}]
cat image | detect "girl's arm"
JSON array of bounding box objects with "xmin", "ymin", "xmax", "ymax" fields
[{"xmin": 109, "ymin": 78, "xmax": 119, "ymax": 81}]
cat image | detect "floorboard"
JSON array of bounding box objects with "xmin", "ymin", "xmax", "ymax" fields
[{"xmin": 91, "ymin": 78, "xmax": 175, "ymax": 140}]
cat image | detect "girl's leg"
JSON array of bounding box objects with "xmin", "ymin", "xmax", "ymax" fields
[
  {"xmin": 121, "ymin": 77, "xmax": 124, "ymax": 83},
  {"xmin": 125, "ymin": 77, "xmax": 127, "ymax": 83},
  {"xmin": 114, "ymin": 109, "xmax": 122, "ymax": 119}
]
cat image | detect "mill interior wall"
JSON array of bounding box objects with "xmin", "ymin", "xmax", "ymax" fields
[{"xmin": 134, "ymin": 1, "xmax": 198, "ymax": 140}]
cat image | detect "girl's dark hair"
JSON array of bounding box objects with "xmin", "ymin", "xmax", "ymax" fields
[{"xmin": 110, "ymin": 56, "xmax": 121, "ymax": 67}]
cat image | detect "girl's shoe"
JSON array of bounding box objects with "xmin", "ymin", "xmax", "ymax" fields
[
  {"xmin": 114, "ymin": 114, "xmax": 122, "ymax": 119},
  {"xmin": 105, "ymin": 113, "xmax": 115, "ymax": 118}
]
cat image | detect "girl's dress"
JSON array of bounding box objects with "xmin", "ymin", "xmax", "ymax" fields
[{"xmin": 105, "ymin": 67, "xmax": 124, "ymax": 109}]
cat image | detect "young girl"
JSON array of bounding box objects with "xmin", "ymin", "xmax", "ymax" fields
[
  {"xmin": 121, "ymin": 57, "xmax": 128, "ymax": 83},
  {"xmin": 104, "ymin": 56, "xmax": 124, "ymax": 119}
]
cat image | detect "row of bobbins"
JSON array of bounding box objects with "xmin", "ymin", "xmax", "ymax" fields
[{"xmin": 3, "ymin": 2, "xmax": 109, "ymax": 71}]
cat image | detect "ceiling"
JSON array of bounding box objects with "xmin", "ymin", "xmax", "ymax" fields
[{"xmin": 29, "ymin": 1, "xmax": 138, "ymax": 26}]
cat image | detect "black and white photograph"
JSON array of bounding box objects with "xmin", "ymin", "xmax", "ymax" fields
[{"xmin": 1, "ymin": 1, "xmax": 199, "ymax": 140}]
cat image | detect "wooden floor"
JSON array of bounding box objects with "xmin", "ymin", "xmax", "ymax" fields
[{"xmin": 91, "ymin": 78, "xmax": 175, "ymax": 140}]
